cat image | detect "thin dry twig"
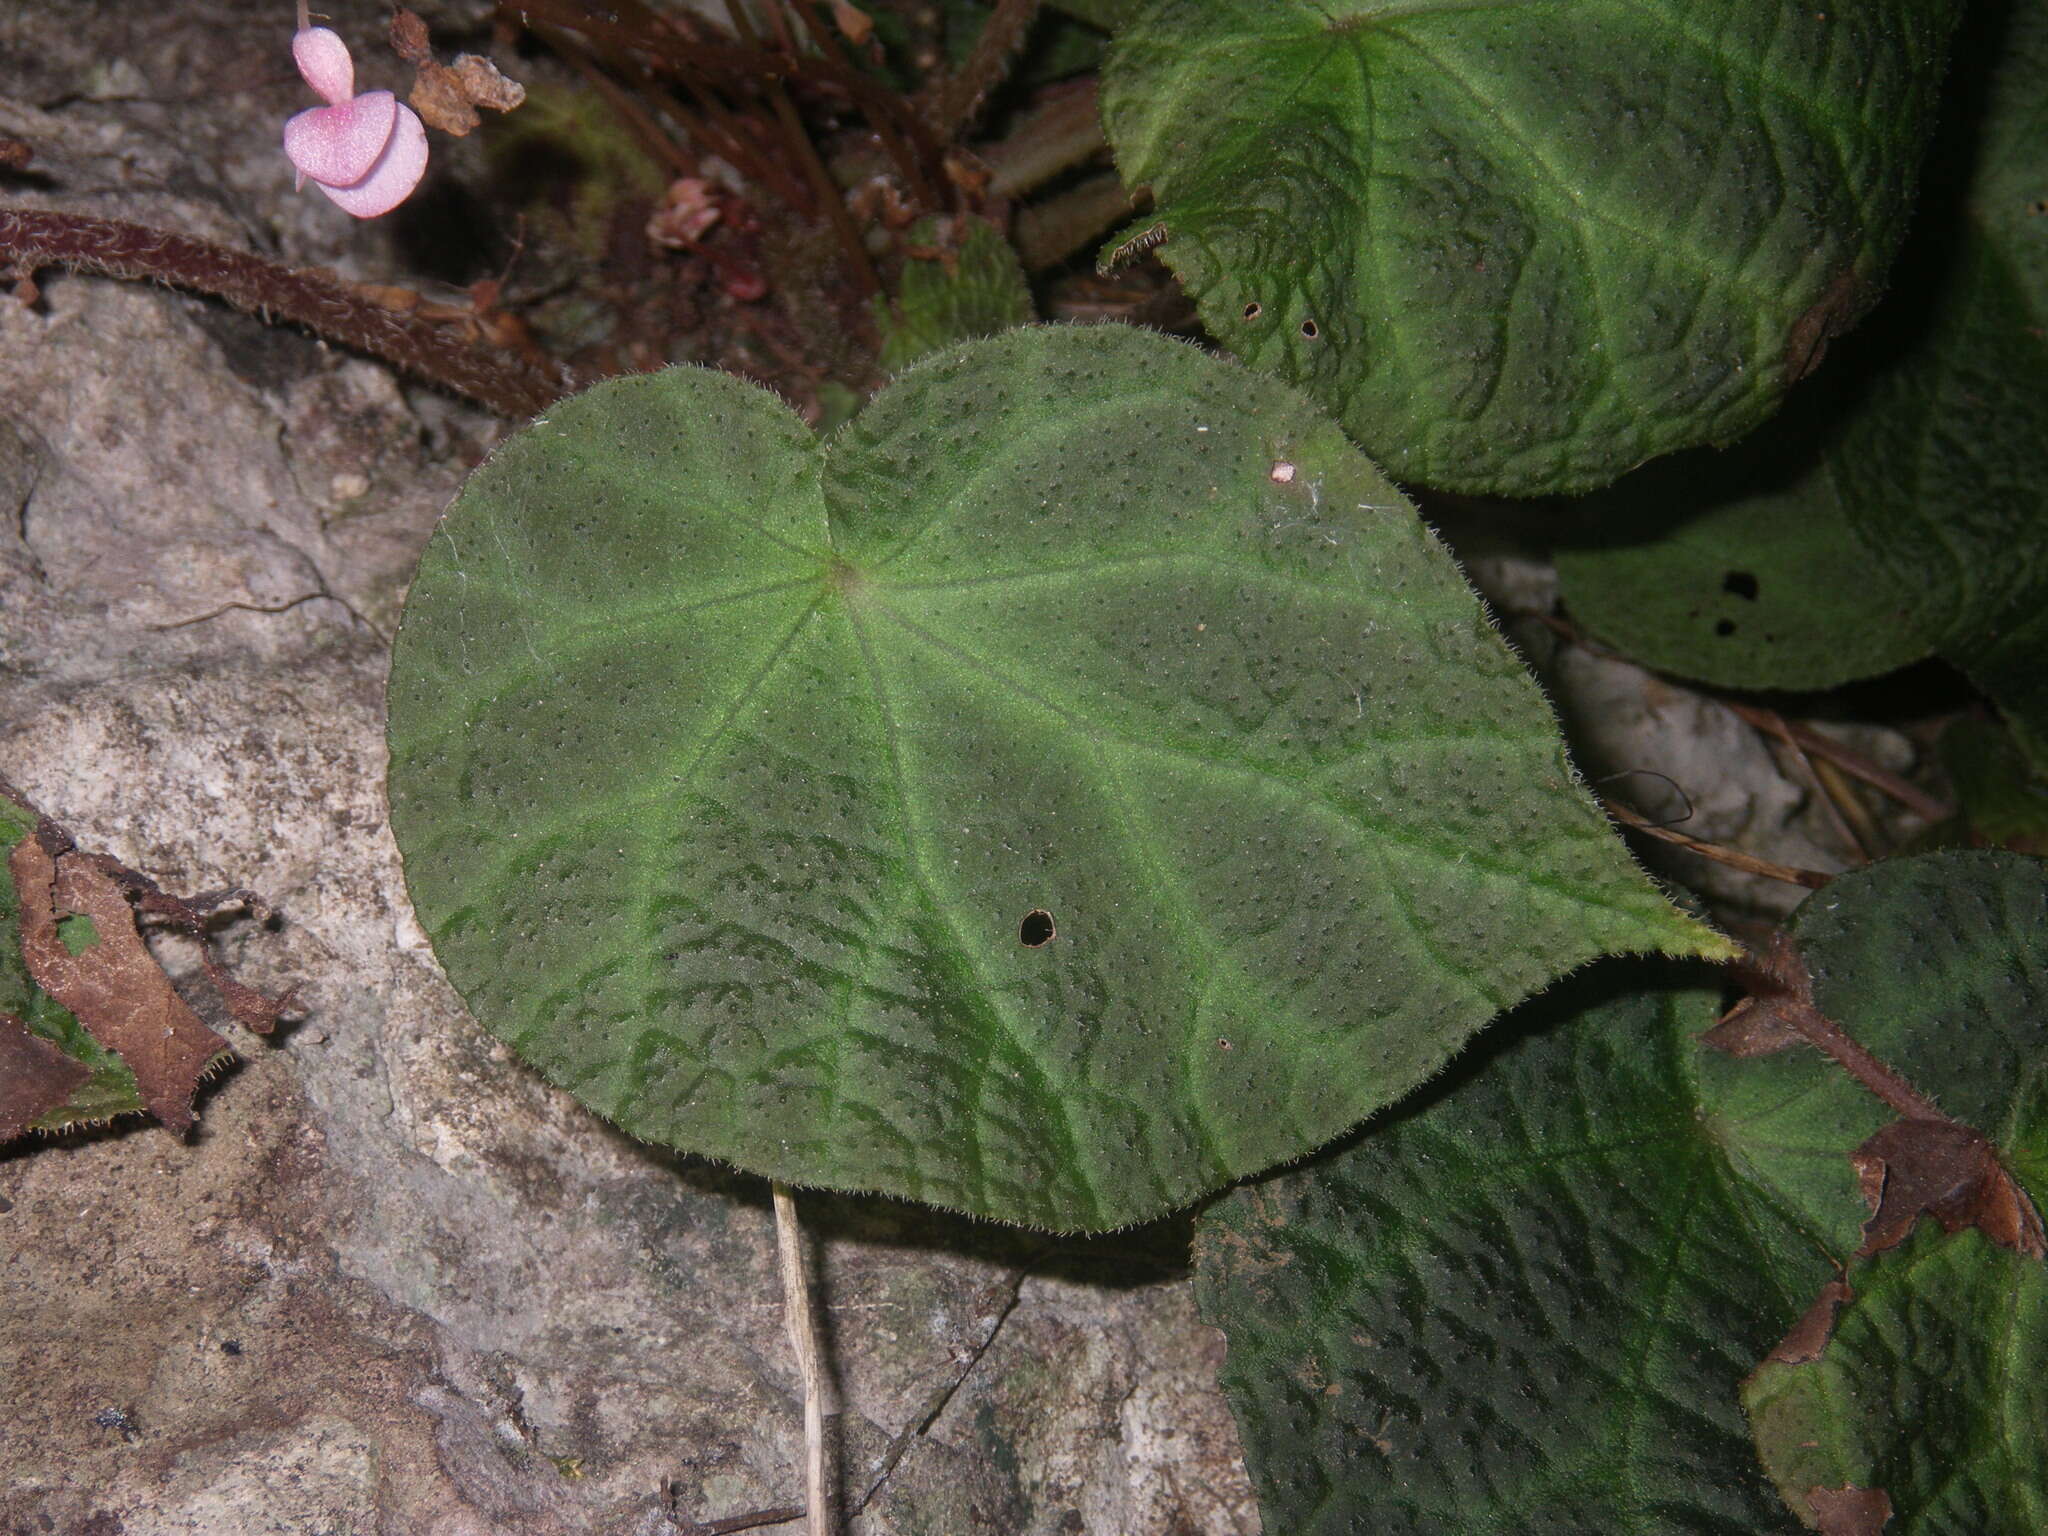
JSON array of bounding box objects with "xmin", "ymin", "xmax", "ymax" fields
[
  {"xmin": 772, "ymin": 1182, "xmax": 832, "ymax": 1536},
  {"xmin": 1521, "ymin": 609, "xmax": 1957, "ymax": 823},
  {"xmin": 1601, "ymin": 796, "xmax": 1833, "ymax": 889},
  {"xmin": 1747, "ymin": 705, "xmax": 1875, "ymax": 863},
  {"xmin": 1718, "ymin": 698, "xmax": 1954, "ymax": 823}
]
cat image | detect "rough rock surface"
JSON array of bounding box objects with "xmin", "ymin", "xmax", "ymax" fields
[{"xmin": 0, "ymin": 4, "xmax": 1257, "ymax": 1532}]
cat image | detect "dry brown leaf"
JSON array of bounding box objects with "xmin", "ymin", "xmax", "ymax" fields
[
  {"xmin": 390, "ymin": 7, "xmax": 432, "ymax": 64},
  {"xmin": 10, "ymin": 834, "xmax": 230, "ymax": 1131},
  {"xmin": 1764, "ymin": 1278, "xmax": 1855, "ymax": 1364},
  {"xmin": 0, "ymin": 1010, "xmax": 90, "ymax": 1139},
  {"xmin": 1700, "ymin": 993, "xmax": 1806, "ymax": 1056},
  {"xmin": 1808, "ymin": 1484, "xmax": 1893, "ymax": 1535},
  {"xmin": 410, "ymin": 55, "xmax": 526, "ymax": 138},
  {"xmin": 830, "ymin": 0, "xmax": 875, "ymax": 46},
  {"xmin": 1851, "ymin": 1117, "xmax": 2047, "ymax": 1259}
]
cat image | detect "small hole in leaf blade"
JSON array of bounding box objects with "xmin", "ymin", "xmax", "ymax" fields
[
  {"xmin": 1020, "ymin": 909, "xmax": 1056, "ymax": 946},
  {"xmin": 1722, "ymin": 570, "xmax": 1760, "ymax": 600}
]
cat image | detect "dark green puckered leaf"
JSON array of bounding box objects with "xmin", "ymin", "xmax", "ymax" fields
[
  {"xmin": 1194, "ymin": 972, "xmax": 1822, "ymax": 1535},
  {"xmin": 1940, "ymin": 719, "xmax": 2048, "ymax": 855},
  {"xmin": 385, "ymin": 324, "xmax": 1727, "ymax": 1232},
  {"xmin": 873, "ymin": 217, "xmax": 1034, "ymax": 374},
  {"xmin": 1744, "ymin": 1229, "xmax": 2048, "ymax": 1535},
  {"xmin": 1100, "ymin": 0, "xmax": 1958, "ymax": 496},
  {"xmin": 1712, "ymin": 851, "xmax": 2048, "ymax": 1261},
  {"xmin": 1547, "ymin": 424, "xmax": 1926, "ymax": 692},
  {"xmin": 1554, "ymin": 0, "xmax": 2048, "ymax": 758},
  {"xmin": 1705, "ymin": 851, "xmax": 2048, "ymax": 1531}
]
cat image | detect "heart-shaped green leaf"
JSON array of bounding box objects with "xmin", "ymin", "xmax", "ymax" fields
[
  {"xmin": 1102, "ymin": 0, "xmax": 1959, "ymax": 495},
  {"xmin": 386, "ymin": 325, "xmax": 1727, "ymax": 1231},
  {"xmin": 1193, "ymin": 971, "xmax": 1825, "ymax": 1534}
]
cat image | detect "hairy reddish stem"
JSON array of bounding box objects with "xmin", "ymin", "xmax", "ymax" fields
[
  {"xmin": 1742, "ymin": 935, "xmax": 1948, "ymax": 1123},
  {"xmin": 928, "ymin": 0, "xmax": 1041, "ymax": 141},
  {"xmin": 0, "ymin": 208, "xmax": 574, "ymax": 418}
]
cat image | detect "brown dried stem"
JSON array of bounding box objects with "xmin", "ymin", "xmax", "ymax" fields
[
  {"xmin": 785, "ymin": 0, "xmax": 939, "ymax": 206},
  {"xmin": 1719, "ymin": 698, "xmax": 1954, "ymax": 823},
  {"xmin": 1732, "ymin": 935, "xmax": 1947, "ymax": 1122},
  {"xmin": 982, "ymin": 79, "xmax": 1105, "ymax": 200},
  {"xmin": 724, "ymin": 0, "xmax": 878, "ymax": 294},
  {"xmin": 1522, "ymin": 608, "xmax": 1957, "ymax": 823},
  {"xmin": 928, "ymin": 0, "xmax": 1041, "ymax": 141},
  {"xmin": 0, "ymin": 208, "xmax": 573, "ymax": 418}
]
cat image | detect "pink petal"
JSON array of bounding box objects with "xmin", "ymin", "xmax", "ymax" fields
[
  {"xmin": 283, "ymin": 91, "xmax": 399, "ymax": 188},
  {"xmin": 292, "ymin": 27, "xmax": 355, "ymax": 107},
  {"xmin": 315, "ymin": 103, "xmax": 428, "ymax": 219}
]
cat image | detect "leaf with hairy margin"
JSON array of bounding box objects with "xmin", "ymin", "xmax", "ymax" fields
[
  {"xmin": 1697, "ymin": 850, "xmax": 2048, "ymax": 1531},
  {"xmin": 1101, "ymin": 0, "xmax": 1959, "ymax": 495},
  {"xmin": 1706, "ymin": 851, "xmax": 2048, "ymax": 1260},
  {"xmin": 873, "ymin": 217, "xmax": 1034, "ymax": 374},
  {"xmin": 385, "ymin": 324, "xmax": 1727, "ymax": 1232}
]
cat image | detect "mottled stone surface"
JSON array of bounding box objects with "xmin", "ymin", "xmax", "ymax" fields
[{"xmin": 0, "ymin": 5, "xmax": 1258, "ymax": 1532}]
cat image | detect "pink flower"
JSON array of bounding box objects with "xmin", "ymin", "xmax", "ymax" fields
[{"xmin": 283, "ymin": 27, "xmax": 427, "ymax": 219}]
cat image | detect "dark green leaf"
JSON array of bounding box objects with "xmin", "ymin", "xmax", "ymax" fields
[
  {"xmin": 1554, "ymin": 0, "xmax": 2048, "ymax": 759},
  {"xmin": 1712, "ymin": 851, "xmax": 2048, "ymax": 1258},
  {"xmin": 873, "ymin": 217, "xmax": 1034, "ymax": 374},
  {"xmin": 1713, "ymin": 851, "xmax": 2048, "ymax": 1530},
  {"xmin": 1194, "ymin": 970, "xmax": 1821, "ymax": 1534},
  {"xmin": 1549, "ymin": 426, "xmax": 1925, "ymax": 692},
  {"xmin": 1744, "ymin": 1228, "xmax": 2048, "ymax": 1533},
  {"xmin": 1939, "ymin": 718, "xmax": 2048, "ymax": 855},
  {"xmin": 385, "ymin": 325, "xmax": 1727, "ymax": 1231},
  {"xmin": 1102, "ymin": 0, "xmax": 1958, "ymax": 494}
]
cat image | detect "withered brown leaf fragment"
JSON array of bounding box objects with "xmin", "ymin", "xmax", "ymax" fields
[
  {"xmin": 9, "ymin": 834, "xmax": 231, "ymax": 1132},
  {"xmin": 0, "ymin": 1010, "xmax": 90, "ymax": 1139},
  {"xmin": 118, "ymin": 872, "xmax": 291, "ymax": 1036},
  {"xmin": 1851, "ymin": 1117, "xmax": 2047, "ymax": 1260},
  {"xmin": 1700, "ymin": 993, "xmax": 1806, "ymax": 1056},
  {"xmin": 1764, "ymin": 1278, "xmax": 1855, "ymax": 1365},
  {"xmin": 409, "ymin": 55, "xmax": 526, "ymax": 137},
  {"xmin": 1808, "ymin": 1484, "xmax": 1893, "ymax": 1535}
]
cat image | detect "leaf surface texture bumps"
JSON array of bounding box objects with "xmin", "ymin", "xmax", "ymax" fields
[
  {"xmin": 1554, "ymin": 0, "xmax": 2048, "ymax": 761},
  {"xmin": 386, "ymin": 325, "xmax": 1724, "ymax": 1230},
  {"xmin": 1193, "ymin": 973, "xmax": 1821, "ymax": 1533},
  {"xmin": 1102, "ymin": 0, "xmax": 1959, "ymax": 494}
]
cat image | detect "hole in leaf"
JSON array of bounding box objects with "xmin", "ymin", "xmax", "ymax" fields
[
  {"xmin": 1722, "ymin": 570, "xmax": 1760, "ymax": 600},
  {"xmin": 1243, "ymin": 301, "xmax": 1262, "ymax": 320},
  {"xmin": 1020, "ymin": 909, "xmax": 1056, "ymax": 947},
  {"xmin": 1300, "ymin": 318, "xmax": 1319, "ymax": 339},
  {"xmin": 1715, "ymin": 618, "xmax": 1738, "ymax": 637},
  {"xmin": 56, "ymin": 913, "xmax": 100, "ymax": 956}
]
